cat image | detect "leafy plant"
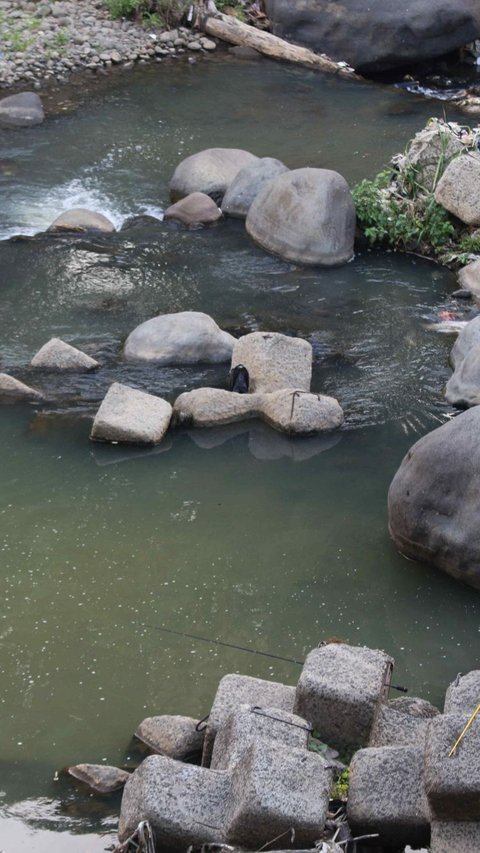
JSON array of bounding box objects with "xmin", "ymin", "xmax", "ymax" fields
[
  {"xmin": 104, "ymin": 0, "xmax": 188, "ymax": 26},
  {"xmin": 331, "ymin": 768, "xmax": 350, "ymax": 801}
]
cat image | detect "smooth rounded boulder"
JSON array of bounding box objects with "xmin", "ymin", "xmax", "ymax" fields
[
  {"xmin": 169, "ymin": 148, "xmax": 259, "ymax": 202},
  {"xmin": 221, "ymin": 157, "xmax": 289, "ymax": 219},
  {"xmin": 0, "ymin": 92, "xmax": 44, "ymax": 128},
  {"xmin": 124, "ymin": 311, "xmax": 235, "ymax": 364},
  {"xmin": 388, "ymin": 407, "xmax": 480, "ymax": 589},
  {"xmin": 164, "ymin": 192, "xmax": 222, "ymax": 227},
  {"xmin": 246, "ymin": 168, "xmax": 355, "ymax": 267},
  {"xmin": 264, "ymin": 0, "xmax": 480, "ymax": 73},
  {"xmin": 47, "ymin": 208, "xmax": 115, "ymax": 233}
]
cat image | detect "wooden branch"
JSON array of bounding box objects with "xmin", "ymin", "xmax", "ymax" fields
[{"xmin": 193, "ymin": 6, "xmax": 362, "ymax": 81}]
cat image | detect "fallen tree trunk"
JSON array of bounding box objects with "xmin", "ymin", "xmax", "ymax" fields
[{"xmin": 192, "ymin": 5, "xmax": 362, "ymax": 81}]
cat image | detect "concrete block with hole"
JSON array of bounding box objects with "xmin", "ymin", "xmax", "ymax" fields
[
  {"xmin": 347, "ymin": 746, "xmax": 430, "ymax": 848},
  {"xmin": 424, "ymin": 712, "xmax": 480, "ymax": 820},
  {"xmin": 210, "ymin": 703, "xmax": 311, "ymax": 771},
  {"xmin": 444, "ymin": 670, "xmax": 480, "ymax": 715},
  {"xmin": 202, "ymin": 674, "xmax": 296, "ymax": 766},
  {"xmin": 226, "ymin": 740, "xmax": 332, "ymax": 849},
  {"xmin": 430, "ymin": 820, "xmax": 480, "ymax": 853},
  {"xmin": 294, "ymin": 643, "xmax": 394, "ymax": 750}
]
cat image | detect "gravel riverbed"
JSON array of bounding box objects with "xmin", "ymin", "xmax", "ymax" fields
[{"xmin": 0, "ymin": 0, "xmax": 217, "ymax": 89}]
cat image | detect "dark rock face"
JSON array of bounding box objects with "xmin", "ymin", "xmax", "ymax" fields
[
  {"xmin": 388, "ymin": 408, "xmax": 480, "ymax": 590},
  {"xmin": 0, "ymin": 92, "xmax": 44, "ymax": 128},
  {"xmin": 264, "ymin": 0, "xmax": 480, "ymax": 72}
]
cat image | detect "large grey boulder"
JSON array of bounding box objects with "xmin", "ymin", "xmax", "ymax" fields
[
  {"xmin": 90, "ymin": 383, "xmax": 172, "ymax": 445},
  {"xmin": 0, "ymin": 373, "xmax": 43, "ymax": 401},
  {"xmin": 449, "ymin": 314, "xmax": 480, "ymax": 370},
  {"xmin": 246, "ymin": 168, "xmax": 355, "ymax": 267},
  {"xmin": 124, "ymin": 312, "xmax": 235, "ymax": 365},
  {"xmin": 435, "ymin": 154, "xmax": 480, "ymax": 225},
  {"xmin": 164, "ymin": 192, "xmax": 222, "ymax": 227},
  {"xmin": 264, "ymin": 0, "xmax": 480, "ymax": 73},
  {"xmin": 221, "ymin": 157, "xmax": 289, "ymax": 219},
  {"xmin": 457, "ymin": 259, "xmax": 480, "ymax": 304},
  {"xmin": 232, "ymin": 331, "xmax": 312, "ymax": 393},
  {"xmin": 169, "ymin": 148, "xmax": 259, "ymax": 202},
  {"xmin": 47, "ymin": 208, "xmax": 115, "ymax": 233},
  {"xmin": 135, "ymin": 715, "xmax": 204, "ymax": 761},
  {"xmin": 31, "ymin": 338, "xmax": 99, "ymax": 371},
  {"xmin": 388, "ymin": 407, "xmax": 480, "ymax": 589},
  {"xmin": 0, "ymin": 92, "xmax": 44, "ymax": 127},
  {"xmin": 445, "ymin": 315, "xmax": 480, "ymax": 407},
  {"xmin": 395, "ymin": 120, "xmax": 464, "ymax": 194}
]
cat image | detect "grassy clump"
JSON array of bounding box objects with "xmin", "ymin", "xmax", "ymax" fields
[{"xmin": 104, "ymin": 0, "xmax": 189, "ymax": 27}]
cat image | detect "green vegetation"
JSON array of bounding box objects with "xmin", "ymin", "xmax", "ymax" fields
[
  {"xmin": 352, "ymin": 119, "xmax": 480, "ymax": 266},
  {"xmin": 331, "ymin": 768, "xmax": 350, "ymax": 801},
  {"xmin": 103, "ymin": 0, "xmax": 189, "ymax": 27}
]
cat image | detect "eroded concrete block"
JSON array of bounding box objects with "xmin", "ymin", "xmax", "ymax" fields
[
  {"xmin": 294, "ymin": 643, "xmax": 393, "ymax": 750},
  {"xmin": 210, "ymin": 704, "xmax": 310, "ymax": 771},
  {"xmin": 119, "ymin": 754, "xmax": 230, "ymax": 846},
  {"xmin": 135, "ymin": 715, "xmax": 204, "ymax": 761},
  {"xmin": 231, "ymin": 331, "xmax": 312, "ymax": 394},
  {"xmin": 347, "ymin": 746, "xmax": 430, "ymax": 847},
  {"xmin": 202, "ymin": 674, "xmax": 296, "ymax": 766},
  {"xmin": 227, "ymin": 740, "xmax": 332, "ymax": 848},
  {"xmin": 444, "ymin": 670, "xmax": 480, "ymax": 715},
  {"xmin": 430, "ymin": 820, "xmax": 480, "ymax": 853},
  {"xmin": 424, "ymin": 712, "xmax": 480, "ymax": 820},
  {"xmin": 90, "ymin": 383, "xmax": 172, "ymax": 445}
]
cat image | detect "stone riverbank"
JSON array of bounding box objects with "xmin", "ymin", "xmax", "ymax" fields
[{"xmin": 0, "ymin": 0, "xmax": 217, "ymax": 90}]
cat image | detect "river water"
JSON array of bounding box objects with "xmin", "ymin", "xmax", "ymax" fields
[{"xmin": 0, "ymin": 57, "xmax": 479, "ymax": 849}]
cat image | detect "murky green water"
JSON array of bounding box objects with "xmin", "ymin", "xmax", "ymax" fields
[{"xmin": 0, "ymin": 58, "xmax": 479, "ymax": 847}]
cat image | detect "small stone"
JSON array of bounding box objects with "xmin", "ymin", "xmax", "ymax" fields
[
  {"xmin": 135, "ymin": 715, "xmax": 205, "ymax": 761},
  {"xmin": 200, "ymin": 38, "xmax": 216, "ymax": 50},
  {"xmin": 47, "ymin": 208, "xmax": 115, "ymax": 233},
  {"xmin": 31, "ymin": 338, "xmax": 99, "ymax": 371},
  {"xmin": 187, "ymin": 40, "xmax": 202, "ymax": 51},
  {"xmin": 68, "ymin": 763, "xmax": 130, "ymax": 793}
]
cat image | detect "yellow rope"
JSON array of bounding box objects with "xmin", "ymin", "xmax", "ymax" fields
[{"xmin": 448, "ymin": 702, "xmax": 480, "ymax": 757}]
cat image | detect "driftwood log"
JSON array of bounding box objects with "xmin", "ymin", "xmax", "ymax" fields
[{"xmin": 191, "ymin": 3, "xmax": 362, "ymax": 80}]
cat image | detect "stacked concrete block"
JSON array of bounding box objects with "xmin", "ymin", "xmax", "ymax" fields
[
  {"xmin": 294, "ymin": 643, "xmax": 394, "ymax": 750},
  {"xmin": 424, "ymin": 712, "xmax": 480, "ymax": 821},
  {"xmin": 347, "ymin": 746, "xmax": 431, "ymax": 848},
  {"xmin": 119, "ymin": 754, "xmax": 230, "ymax": 848},
  {"xmin": 369, "ymin": 704, "xmax": 432, "ymax": 748},
  {"xmin": 444, "ymin": 670, "xmax": 480, "ymax": 716},
  {"xmin": 227, "ymin": 739, "xmax": 332, "ymax": 849},
  {"xmin": 210, "ymin": 704, "xmax": 311, "ymax": 771},
  {"xmin": 430, "ymin": 820, "xmax": 480, "ymax": 852},
  {"xmin": 202, "ymin": 673, "xmax": 296, "ymax": 766}
]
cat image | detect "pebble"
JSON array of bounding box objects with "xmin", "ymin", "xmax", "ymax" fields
[{"xmin": 0, "ymin": 0, "xmax": 217, "ymax": 88}]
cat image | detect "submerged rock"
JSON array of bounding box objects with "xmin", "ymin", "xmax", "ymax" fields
[
  {"xmin": 68, "ymin": 763, "xmax": 130, "ymax": 793},
  {"xmin": 135, "ymin": 715, "xmax": 204, "ymax": 761},
  {"xmin": 264, "ymin": 0, "xmax": 480, "ymax": 73},
  {"xmin": 246, "ymin": 168, "xmax": 355, "ymax": 267},
  {"xmin": 388, "ymin": 407, "xmax": 480, "ymax": 589},
  {"xmin": 221, "ymin": 157, "xmax": 289, "ymax": 219},
  {"xmin": 47, "ymin": 208, "xmax": 115, "ymax": 233},
  {"xmin": 90, "ymin": 383, "xmax": 172, "ymax": 445},
  {"xmin": 0, "ymin": 92, "xmax": 44, "ymax": 128},
  {"xmin": 164, "ymin": 192, "xmax": 222, "ymax": 227},
  {"xmin": 0, "ymin": 373, "xmax": 43, "ymax": 401},
  {"xmin": 30, "ymin": 338, "xmax": 99, "ymax": 371},
  {"xmin": 124, "ymin": 311, "xmax": 235, "ymax": 365},
  {"xmin": 169, "ymin": 148, "xmax": 258, "ymax": 202}
]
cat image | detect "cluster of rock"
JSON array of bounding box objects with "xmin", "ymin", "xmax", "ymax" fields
[
  {"xmin": 264, "ymin": 0, "xmax": 480, "ymax": 73},
  {"xmin": 0, "ymin": 0, "xmax": 216, "ymax": 89},
  {"xmin": 66, "ymin": 642, "xmax": 480, "ymax": 853},
  {"xmin": 0, "ymin": 313, "xmax": 344, "ymax": 443},
  {"xmin": 168, "ymin": 146, "xmax": 356, "ymax": 266}
]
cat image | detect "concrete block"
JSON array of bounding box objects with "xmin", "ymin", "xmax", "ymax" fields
[
  {"xmin": 226, "ymin": 740, "xmax": 332, "ymax": 848},
  {"xmin": 369, "ymin": 704, "xmax": 430, "ymax": 748},
  {"xmin": 347, "ymin": 747, "xmax": 430, "ymax": 848},
  {"xmin": 202, "ymin": 674, "xmax": 295, "ymax": 766},
  {"xmin": 294, "ymin": 643, "xmax": 394, "ymax": 750},
  {"xmin": 210, "ymin": 704, "xmax": 311, "ymax": 771},
  {"xmin": 424, "ymin": 713, "xmax": 480, "ymax": 820},
  {"xmin": 118, "ymin": 754, "xmax": 230, "ymax": 846},
  {"xmin": 430, "ymin": 820, "xmax": 480, "ymax": 853},
  {"xmin": 444, "ymin": 670, "xmax": 480, "ymax": 715}
]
